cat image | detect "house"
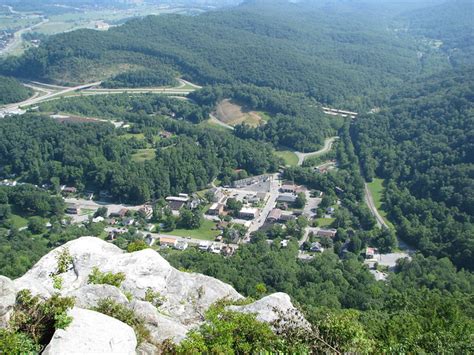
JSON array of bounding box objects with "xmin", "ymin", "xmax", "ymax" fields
[
  {"xmin": 166, "ymin": 196, "xmax": 189, "ymax": 211},
  {"xmin": 317, "ymin": 228, "xmax": 337, "ymax": 238},
  {"xmin": 189, "ymin": 199, "xmax": 200, "ymax": 210},
  {"xmin": 280, "ymin": 212, "xmax": 296, "ymax": 221},
  {"xmin": 310, "ymin": 242, "xmax": 324, "ymax": 253},
  {"xmin": 326, "ymin": 207, "xmax": 335, "ymax": 215},
  {"xmin": 267, "ymin": 208, "xmax": 282, "ymax": 223},
  {"xmin": 145, "ymin": 235, "xmax": 154, "ymax": 246},
  {"xmin": 208, "ymin": 203, "xmax": 224, "ymax": 216},
  {"xmin": 62, "ymin": 186, "xmax": 77, "ymax": 194},
  {"xmin": 239, "ymin": 207, "xmax": 260, "ymax": 220},
  {"xmin": 209, "ymin": 187, "xmax": 224, "ymax": 203},
  {"xmin": 159, "ymin": 237, "xmax": 177, "ymax": 247},
  {"xmin": 277, "ymin": 194, "xmax": 297, "ymax": 204},
  {"xmin": 110, "ymin": 208, "xmax": 128, "ymax": 218},
  {"xmin": 92, "ymin": 216, "xmax": 104, "ymax": 223},
  {"xmin": 198, "ymin": 241, "xmax": 210, "ymax": 251},
  {"xmin": 215, "ymin": 235, "xmax": 223, "ymax": 242},
  {"xmin": 138, "ymin": 205, "xmax": 153, "ymax": 220},
  {"xmin": 66, "ymin": 204, "xmax": 79, "ymax": 215},
  {"xmin": 209, "ymin": 243, "xmax": 221, "ymax": 254},
  {"xmin": 174, "ymin": 241, "xmax": 188, "ymax": 251},
  {"xmin": 95, "ymin": 21, "xmax": 109, "ymax": 30},
  {"xmin": 123, "ymin": 218, "xmax": 135, "ymax": 226},
  {"xmin": 280, "ymin": 184, "xmax": 296, "ymax": 193},
  {"xmin": 221, "ymin": 245, "xmax": 235, "ymax": 257},
  {"xmin": 159, "ymin": 130, "xmax": 173, "ymax": 139},
  {"xmin": 280, "ymin": 240, "xmax": 289, "ymax": 248},
  {"xmin": 365, "ymin": 247, "xmax": 376, "ymax": 259}
]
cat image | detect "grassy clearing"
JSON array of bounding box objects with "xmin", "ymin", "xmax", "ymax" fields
[
  {"xmin": 214, "ymin": 99, "xmax": 265, "ymax": 127},
  {"xmin": 132, "ymin": 149, "xmax": 156, "ymax": 162},
  {"xmin": 168, "ymin": 219, "xmax": 220, "ymax": 240},
  {"xmin": 316, "ymin": 218, "xmax": 335, "ymax": 227},
  {"xmin": 275, "ymin": 150, "xmax": 299, "ymax": 166},
  {"xmin": 367, "ymin": 178, "xmax": 394, "ymax": 228},
  {"xmin": 119, "ymin": 133, "xmax": 145, "ymax": 140}
]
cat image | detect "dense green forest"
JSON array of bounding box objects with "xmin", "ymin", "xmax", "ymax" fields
[
  {"xmin": 0, "ymin": 113, "xmax": 278, "ymax": 203},
  {"xmin": 352, "ymin": 68, "xmax": 473, "ymax": 270},
  {"xmin": 0, "ymin": 0, "xmax": 452, "ymax": 109},
  {"xmin": 0, "ymin": 75, "xmax": 31, "ymax": 105},
  {"xmin": 101, "ymin": 68, "xmax": 178, "ymax": 88}
]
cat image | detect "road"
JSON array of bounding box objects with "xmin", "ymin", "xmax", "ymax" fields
[
  {"xmin": 364, "ymin": 183, "xmax": 387, "ymax": 229},
  {"xmin": 0, "ymin": 78, "xmax": 200, "ymax": 116},
  {"xmin": 295, "ymin": 136, "xmax": 338, "ymax": 166},
  {"xmin": 0, "ymin": 17, "xmax": 49, "ymax": 56},
  {"xmin": 208, "ymin": 113, "xmax": 234, "ymax": 130},
  {"xmin": 244, "ymin": 174, "xmax": 280, "ymax": 239}
]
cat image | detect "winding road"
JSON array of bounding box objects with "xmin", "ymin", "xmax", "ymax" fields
[{"xmin": 295, "ymin": 136, "xmax": 339, "ymax": 166}]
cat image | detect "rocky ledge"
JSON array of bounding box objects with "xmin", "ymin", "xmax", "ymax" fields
[{"xmin": 0, "ymin": 237, "xmax": 308, "ymax": 353}]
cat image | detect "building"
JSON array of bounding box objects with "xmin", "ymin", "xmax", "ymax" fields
[
  {"xmin": 110, "ymin": 208, "xmax": 128, "ymax": 218},
  {"xmin": 232, "ymin": 174, "xmax": 269, "ymax": 188},
  {"xmin": 198, "ymin": 241, "xmax": 210, "ymax": 251},
  {"xmin": 239, "ymin": 207, "xmax": 260, "ymax": 220},
  {"xmin": 208, "ymin": 203, "xmax": 224, "ymax": 216},
  {"xmin": 277, "ymin": 194, "xmax": 297, "ymax": 204},
  {"xmin": 66, "ymin": 204, "xmax": 79, "ymax": 215},
  {"xmin": 310, "ymin": 242, "xmax": 324, "ymax": 253},
  {"xmin": 267, "ymin": 208, "xmax": 282, "ymax": 223},
  {"xmin": 159, "ymin": 131, "xmax": 173, "ymax": 139},
  {"xmin": 221, "ymin": 245, "xmax": 235, "ymax": 257},
  {"xmin": 138, "ymin": 205, "xmax": 153, "ymax": 220},
  {"xmin": 209, "ymin": 243, "xmax": 221, "ymax": 254},
  {"xmin": 92, "ymin": 216, "xmax": 104, "ymax": 223},
  {"xmin": 209, "ymin": 187, "xmax": 224, "ymax": 203},
  {"xmin": 280, "ymin": 240, "xmax": 289, "ymax": 248},
  {"xmin": 123, "ymin": 218, "xmax": 135, "ymax": 226},
  {"xmin": 62, "ymin": 186, "xmax": 77, "ymax": 194},
  {"xmin": 316, "ymin": 228, "xmax": 337, "ymax": 238},
  {"xmin": 95, "ymin": 21, "xmax": 110, "ymax": 30},
  {"xmin": 159, "ymin": 237, "xmax": 177, "ymax": 247},
  {"xmin": 365, "ymin": 247, "xmax": 376, "ymax": 259},
  {"xmin": 166, "ymin": 196, "xmax": 189, "ymax": 211},
  {"xmin": 280, "ymin": 184, "xmax": 296, "ymax": 193},
  {"xmin": 174, "ymin": 241, "xmax": 188, "ymax": 251},
  {"xmin": 326, "ymin": 207, "xmax": 335, "ymax": 215},
  {"xmin": 280, "ymin": 212, "xmax": 296, "ymax": 221}
]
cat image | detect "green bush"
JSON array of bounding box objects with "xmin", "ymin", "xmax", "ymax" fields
[
  {"xmin": 88, "ymin": 267, "xmax": 126, "ymax": 287},
  {"xmin": 144, "ymin": 288, "xmax": 166, "ymax": 307},
  {"xmin": 93, "ymin": 299, "xmax": 150, "ymax": 344}
]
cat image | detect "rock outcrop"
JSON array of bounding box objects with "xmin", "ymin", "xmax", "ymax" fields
[
  {"xmin": 43, "ymin": 307, "xmax": 137, "ymax": 355},
  {"xmin": 1, "ymin": 237, "xmax": 307, "ymax": 353}
]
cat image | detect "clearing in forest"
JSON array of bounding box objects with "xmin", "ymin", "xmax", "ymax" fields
[{"xmin": 214, "ymin": 99, "xmax": 266, "ymax": 127}]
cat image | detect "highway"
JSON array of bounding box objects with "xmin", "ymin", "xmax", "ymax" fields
[
  {"xmin": 0, "ymin": 17, "xmax": 49, "ymax": 57},
  {"xmin": 295, "ymin": 136, "xmax": 339, "ymax": 166}
]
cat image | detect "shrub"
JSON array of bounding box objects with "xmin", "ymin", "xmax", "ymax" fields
[
  {"xmin": 93, "ymin": 299, "xmax": 150, "ymax": 344},
  {"xmin": 88, "ymin": 267, "xmax": 125, "ymax": 287},
  {"xmin": 9, "ymin": 290, "xmax": 75, "ymax": 346},
  {"xmin": 0, "ymin": 329, "xmax": 39, "ymax": 354},
  {"xmin": 127, "ymin": 240, "xmax": 149, "ymax": 253},
  {"xmin": 144, "ymin": 288, "xmax": 166, "ymax": 307}
]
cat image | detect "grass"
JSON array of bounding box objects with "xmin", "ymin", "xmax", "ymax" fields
[
  {"xmin": 367, "ymin": 178, "xmax": 394, "ymax": 228},
  {"xmin": 9, "ymin": 214, "xmax": 28, "ymax": 229},
  {"xmin": 316, "ymin": 218, "xmax": 335, "ymax": 227},
  {"xmin": 275, "ymin": 150, "xmax": 299, "ymax": 166},
  {"xmin": 119, "ymin": 133, "xmax": 145, "ymax": 140},
  {"xmin": 132, "ymin": 149, "xmax": 156, "ymax": 162},
  {"xmin": 168, "ymin": 219, "xmax": 220, "ymax": 240}
]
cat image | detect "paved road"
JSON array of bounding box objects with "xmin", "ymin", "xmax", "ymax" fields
[
  {"xmin": 364, "ymin": 183, "xmax": 387, "ymax": 229},
  {"xmin": 244, "ymin": 174, "xmax": 280, "ymax": 239},
  {"xmin": 295, "ymin": 136, "xmax": 338, "ymax": 166},
  {"xmin": 0, "ymin": 17, "xmax": 49, "ymax": 56}
]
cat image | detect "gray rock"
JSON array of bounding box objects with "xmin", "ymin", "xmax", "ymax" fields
[
  {"xmin": 67, "ymin": 284, "xmax": 129, "ymax": 308},
  {"xmin": 0, "ymin": 276, "xmax": 16, "ymax": 328},
  {"xmin": 43, "ymin": 307, "xmax": 137, "ymax": 355},
  {"xmin": 228, "ymin": 292, "xmax": 311, "ymax": 331},
  {"xmin": 130, "ymin": 299, "xmax": 189, "ymax": 343}
]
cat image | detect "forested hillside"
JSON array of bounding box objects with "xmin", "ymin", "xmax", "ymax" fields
[
  {"xmin": 353, "ymin": 68, "xmax": 474, "ymax": 270},
  {"xmin": 0, "ymin": 0, "xmax": 450, "ymax": 108},
  {"xmin": 0, "ymin": 75, "xmax": 31, "ymax": 105}
]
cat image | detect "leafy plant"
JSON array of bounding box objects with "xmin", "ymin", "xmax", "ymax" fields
[
  {"xmin": 9, "ymin": 290, "xmax": 75, "ymax": 346},
  {"xmin": 93, "ymin": 299, "xmax": 150, "ymax": 344},
  {"xmin": 55, "ymin": 247, "xmax": 73, "ymax": 274},
  {"xmin": 87, "ymin": 267, "xmax": 126, "ymax": 288},
  {"xmin": 0, "ymin": 329, "xmax": 40, "ymax": 354},
  {"xmin": 144, "ymin": 288, "xmax": 166, "ymax": 308}
]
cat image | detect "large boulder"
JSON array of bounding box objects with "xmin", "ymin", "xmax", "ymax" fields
[
  {"xmin": 43, "ymin": 307, "xmax": 137, "ymax": 355},
  {"xmin": 0, "ymin": 276, "xmax": 16, "ymax": 328},
  {"xmin": 228, "ymin": 292, "xmax": 311, "ymax": 331},
  {"xmin": 67, "ymin": 284, "xmax": 129, "ymax": 309}
]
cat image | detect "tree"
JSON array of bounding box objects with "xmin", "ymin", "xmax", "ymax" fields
[
  {"xmin": 27, "ymin": 217, "xmax": 46, "ymax": 235},
  {"xmin": 294, "ymin": 192, "xmax": 307, "ymax": 209}
]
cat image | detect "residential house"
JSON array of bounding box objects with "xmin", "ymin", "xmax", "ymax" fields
[
  {"xmin": 277, "ymin": 194, "xmax": 297, "ymax": 204},
  {"xmin": 66, "ymin": 204, "xmax": 79, "ymax": 215},
  {"xmin": 139, "ymin": 205, "xmax": 153, "ymax": 220},
  {"xmin": 267, "ymin": 208, "xmax": 282, "ymax": 223},
  {"xmin": 174, "ymin": 241, "xmax": 188, "ymax": 251},
  {"xmin": 317, "ymin": 228, "xmax": 337, "ymax": 238},
  {"xmin": 208, "ymin": 203, "xmax": 224, "ymax": 216},
  {"xmin": 159, "ymin": 237, "xmax": 177, "ymax": 248},
  {"xmin": 239, "ymin": 207, "xmax": 260, "ymax": 220},
  {"xmin": 110, "ymin": 208, "xmax": 128, "ymax": 218},
  {"xmin": 310, "ymin": 242, "xmax": 324, "ymax": 253},
  {"xmin": 166, "ymin": 196, "xmax": 189, "ymax": 211},
  {"xmin": 280, "ymin": 184, "xmax": 296, "ymax": 193}
]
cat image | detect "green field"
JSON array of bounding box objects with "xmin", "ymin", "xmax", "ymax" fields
[
  {"xmin": 316, "ymin": 218, "xmax": 335, "ymax": 227},
  {"xmin": 275, "ymin": 150, "xmax": 299, "ymax": 166},
  {"xmin": 367, "ymin": 178, "xmax": 393, "ymax": 227},
  {"xmin": 132, "ymin": 149, "xmax": 156, "ymax": 162},
  {"xmin": 168, "ymin": 219, "xmax": 220, "ymax": 240}
]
